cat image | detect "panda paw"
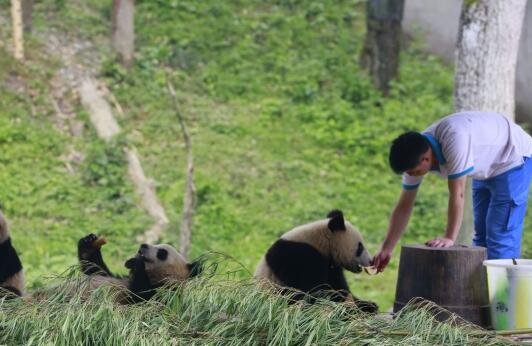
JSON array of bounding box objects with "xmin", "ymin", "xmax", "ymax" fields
[
  {"xmin": 355, "ymin": 299, "xmax": 379, "ymax": 314},
  {"xmin": 78, "ymin": 233, "xmax": 100, "ymax": 259}
]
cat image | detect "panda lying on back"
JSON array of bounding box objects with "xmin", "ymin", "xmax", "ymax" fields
[
  {"xmin": 0, "ymin": 210, "xmax": 201, "ymax": 303},
  {"xmin": 77, "ymin": 233, "xmax": 202, "ymax": 303},
  {"xmin": 254, "ymin": 210, "xmax": 378, "ymax": 313}
]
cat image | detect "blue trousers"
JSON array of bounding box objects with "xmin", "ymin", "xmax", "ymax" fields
[{"xmin": 472, "ymin": 157, "xmax": 532, "ymax": 259}]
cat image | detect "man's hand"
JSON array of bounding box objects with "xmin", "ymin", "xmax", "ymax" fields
[
  {"xmin": 372, "ymin": 249, "xmax": 392, "ymax": 273},
  {"xmin": 425, "ymin": 237, "xmax": 454, "ymax": 248}
]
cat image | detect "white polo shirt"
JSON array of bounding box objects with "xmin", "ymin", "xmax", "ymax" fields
[{"xmin": 402, "ymin": 112, "xmax": 532, "ymax": 190}]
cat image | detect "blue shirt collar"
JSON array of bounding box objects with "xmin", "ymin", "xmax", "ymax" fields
[{"xmin": 422, "ymin": 133, "xmax": 446, "ymax": 165}]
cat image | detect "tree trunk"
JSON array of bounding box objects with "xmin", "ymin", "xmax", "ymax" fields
[
  {"xmin": 360, "ymin": 0, "xmax": 405, "ymax": 95},
  {"xmin": 456, "ymin": 179, "xmax": 474, "ymax": 246},
  {"xmin": 167, "ymin": 80, "xmax": 196, "ymax": 260},
  {"xmin": 11, "ymin": 0, "xmax": 24, "ymax": 60},
  {"xmin": 112, "ymin": 0, "xmax": 135, "ymax": 68},
  {"xmin": 455, "ymin": 0, "xmax": 526, "ymax": 119},
  {"xmin": 22, "ymin": 0, "xmax": 32, "ymax": 33},
  {"xmin": 454, "ymin": 0, "xmax": 527, "ymax": 244},
  {"xmin": 179, "ymin": 150, "xmax": 196, "ymax": 260}
]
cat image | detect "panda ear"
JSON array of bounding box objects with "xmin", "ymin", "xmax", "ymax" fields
[
  {"xmin": 327, "ymin": 209, "xmax": 346, "ymax": 232},
  {"xmin": 327, "ymin": 209, "xmax": 343, "ymax": 219}
]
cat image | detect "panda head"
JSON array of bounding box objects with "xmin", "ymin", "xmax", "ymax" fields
[
  {"xmin": 326, "ymin": 210, "xmax": 372, "ymax": 273},
  {"xmin": 125, "ymin": 243, "xmax": 201, "ymax": 286}
]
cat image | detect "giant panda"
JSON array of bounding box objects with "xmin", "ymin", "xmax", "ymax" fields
[
  {"xmin": 254, "ymin": 210, "xmax": 378, "ymax": 313},
  {"xmin": 76, "ymin": 233, "xmax": 202, "ymax": 303},
  {"xmin": 0, "ymin": 208, "xmax": 201, "ymax": 303},
  {"xmin": 0, "ymin": 210, "xmax": 25, "ymax": 298}
]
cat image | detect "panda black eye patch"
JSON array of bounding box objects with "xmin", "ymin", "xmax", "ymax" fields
[
  {"xmin": 356, "ymin": 242, "xmax": 364, "ymax": 257},
  {"xmin": 157, "ymin": 249, "xmax": 168, "ymax": 261}
]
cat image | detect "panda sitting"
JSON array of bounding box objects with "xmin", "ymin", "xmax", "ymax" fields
[
  {"xmin": 254, "ymin": 210, "xmax": 378, "ymax": 313},
  {"xmin": 0, "ymin": 210, "xmax": 201, "ymax": 303}
]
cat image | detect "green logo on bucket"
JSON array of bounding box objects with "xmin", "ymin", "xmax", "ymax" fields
[
  {"xmin": 496, "ymin": 301, "xmax": 509, "ymax": 313},
  {"xmin": 494, "ymin": 279, "xmax": 509, "ymax": 329}
]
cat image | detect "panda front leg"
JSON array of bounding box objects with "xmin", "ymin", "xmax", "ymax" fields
[
  {"xmin": 350, "ymin": 296, "xmax": 379, "ymax": 314},
  {"xmin": 327, "ymin": 265, "xmax": 353, "ymax": 302},
  {"xmin": 124, "ymin": 256, "xmax": 156, "ymax": 303},
  {"xmin": 77, "ymin": 233, "xmax": 113, "ymax": 276},
  {"xmin": 328, "ymin": 266, "xmax": 378, "ymax": 313}
]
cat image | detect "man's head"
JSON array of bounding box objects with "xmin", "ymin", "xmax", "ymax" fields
[{"xmin": 389, "ymin": 132, "xmax": 432, "ymax": 176}]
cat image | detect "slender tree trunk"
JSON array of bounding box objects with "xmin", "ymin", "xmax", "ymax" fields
[
  {"xmin": 454, "ymin": 0, "xmax": 527, "ymax": 245},
  {"xmin": 112, "ymin": 0, "xmax": 135, "ymax": 68},
  {"xmin": 360, "ymin": 0, "xmax": 404, "ymax": 95},
  {"xmin": 456, "ymin": 179, "xmax": 474, "ymax": 246},
  {"xmin": 167, "ymin": 80, "xmax": 196, "ymax": 260},
  {"xmin": 11, "ymin": 0, "xmax": 24, "ymax": 60},
  {"xmin": 22, "ymin": 0, "xmax": 32, "ymax": 33},
  {"xmin": 180, "ymin": 148, "xmax": 196, "ymax": 260}
]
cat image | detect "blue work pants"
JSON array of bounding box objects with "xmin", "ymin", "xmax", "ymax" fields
[{"xmin": 472, "ymin": 157, "xmax": 532, "ymax": 259}]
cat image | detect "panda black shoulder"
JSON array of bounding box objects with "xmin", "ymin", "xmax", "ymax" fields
[
  {"xmin": 265, "ymin": 239, "xmax": 330, "ymax": 291},
  {"xmin": 0, "ymin": 238, "xmax": 23, "ymax": 283},
  {"xmin": 0, "ymin": 211, "xmax": 25, "ymax": 298}
]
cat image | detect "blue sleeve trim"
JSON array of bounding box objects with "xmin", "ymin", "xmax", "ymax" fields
[
  {"xmin": 448, "ymin": 166, "xmax": 474, "ymax": 180},
  {"xmin": 403, "ymin": 183, "xmax": 420, "ymax": 190},
  {"xmin": 422, "ymin": 133, "xmax": 447, "ymax": 165}
]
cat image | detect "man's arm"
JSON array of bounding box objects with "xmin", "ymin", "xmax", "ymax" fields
[
  {"xmin": 373, "ymin": 188, "xmax": 417, "ymax": 272},
  {"xmin": 425, "ymin": 176, "xmax": 467, "ymax": 247}
]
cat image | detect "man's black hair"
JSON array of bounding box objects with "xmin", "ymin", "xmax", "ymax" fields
[{"xmin": 389, "ymin": 131, "xmax": 430, "ymax": 174}]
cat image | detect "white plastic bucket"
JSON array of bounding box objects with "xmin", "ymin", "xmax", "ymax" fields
[{"xmin": 483, "ymin": 259, "xmax": 532, "ymax": 330}]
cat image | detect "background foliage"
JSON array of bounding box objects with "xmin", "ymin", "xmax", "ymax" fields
[{"xmin": 0, "ymin": 0, "xmax": 530, "ymax": 312}]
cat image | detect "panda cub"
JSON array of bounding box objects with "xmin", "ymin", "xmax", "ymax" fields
[
  {"xmin": 78, "ymin": 233, "xmax": 202, "ymax": 303},
  {"xmin": 254, "ymin": 210, "xmax": 378, "ymax": 313},
  {"xmin": 0, "ymin": 211, "xmax": 24, "ymax": 298},
  {"xmin": 0, "ymin": 208, "xmax": 200, "ymax": 303}
]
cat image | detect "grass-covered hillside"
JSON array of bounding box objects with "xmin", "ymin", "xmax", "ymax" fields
[{"xmin": 1, "ymin": 0, "xmax": 531, "ymax": 313}]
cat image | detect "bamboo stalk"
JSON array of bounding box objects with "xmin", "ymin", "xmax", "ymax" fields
[{"xmin": 495, "ymin": 328, "xmax": 532, "ymax": 336}]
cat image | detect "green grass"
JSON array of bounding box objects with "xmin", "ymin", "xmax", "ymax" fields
[
  {"xmin": 0, "ymin": 0, "xmax": 531, "ymax": 318},
  {"xmin": 0, "ymin": 34, "xmax": 151, "ymax": 288},
  {"xmin": 100, "ymin": 0, "xmax": 456, "ymax": 309}
]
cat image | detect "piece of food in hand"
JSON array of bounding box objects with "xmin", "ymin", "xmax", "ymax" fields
[
  {"xmin": 363, "ymin": 266, "xmax": 377, "ymax": 275},
  {"xmin": 93, "ymin": 236, "xmax": 107, "ymax": 248}
]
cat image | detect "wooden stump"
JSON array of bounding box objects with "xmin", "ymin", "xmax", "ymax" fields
[{"xmin": 393, "ymin": 244, "xmax": 491, "ymax": 328}]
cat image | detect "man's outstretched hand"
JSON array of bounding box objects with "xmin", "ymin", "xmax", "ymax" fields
[
  {"xmin": 425, "ymin": 237, "xmax": 454, "ymax": 248},
  {"xmin": 373, "ymin": 236, "xmax": 455, "ymax": 272},
  {"xmin": 372, "ymin": 249, "xmax": 392, "ymax": 273}
]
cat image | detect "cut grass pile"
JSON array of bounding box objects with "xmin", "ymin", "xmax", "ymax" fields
[{"xmin": 0, "ymin": 257, "xmax": 511, "ymax": 346}]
